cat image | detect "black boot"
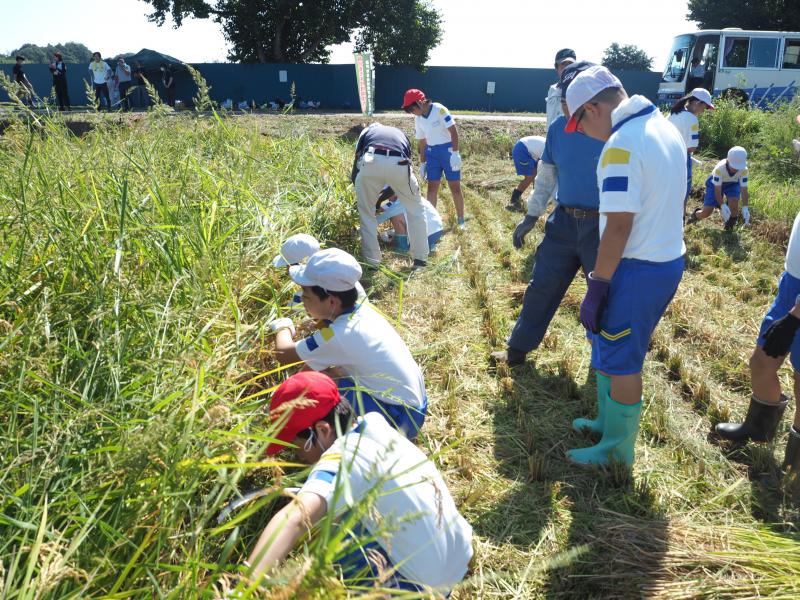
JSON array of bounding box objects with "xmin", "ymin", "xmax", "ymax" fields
[
  {"xmin": 715, "ymin": 395, "xmax": 789, "ymax": 442},
  {"xmin": 724, "ymin": 215, "xmax": 737, "ymax": 231},
  {"xmin": 783, "ymin": 426, "xmax": 800, "ymax": 472},
  {"xmin": 506, "ymin": 189, "xmax": 523, "ymax": 211}
]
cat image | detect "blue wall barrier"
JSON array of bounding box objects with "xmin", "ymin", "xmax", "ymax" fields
[{"xmin": 1, "ymin": 63, "xmax": 662, "ymax": 112}]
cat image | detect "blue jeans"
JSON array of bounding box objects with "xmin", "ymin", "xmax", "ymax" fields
[{"xmin": 508, "ymin": 206, "xmax": 599, "ymax": 353}]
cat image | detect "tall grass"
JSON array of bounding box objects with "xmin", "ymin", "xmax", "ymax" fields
[{"xmin": 0, "ymin": 109, "xmax": 402, "ymax": 596}]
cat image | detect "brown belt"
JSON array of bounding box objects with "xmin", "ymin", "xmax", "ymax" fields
[{"xmin": 561, "ymin": 205, "xmax": 599, "ymax": 218}]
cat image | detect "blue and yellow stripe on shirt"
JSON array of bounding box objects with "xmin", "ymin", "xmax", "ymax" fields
[{"xmin": 600, "ymin": 147, "xmax": 631, "ymax": 194}]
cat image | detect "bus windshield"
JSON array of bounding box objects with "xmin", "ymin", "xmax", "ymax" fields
[{"xmin": 662, "ymin": 34, "xmax": 696, "ymax": 82}]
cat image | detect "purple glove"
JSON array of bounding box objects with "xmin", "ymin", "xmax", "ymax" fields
[{"xmin": 580, "ymin": 272, "xmax": 610, "ymax": 333}]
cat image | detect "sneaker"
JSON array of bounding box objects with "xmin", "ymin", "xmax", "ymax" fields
[
  {"xmin": 490, "ymin": 348, "xmax": 526, "ymax": 367},
  {"xmin": 412, "ymin": 259, "xmax": 427, "ymax": 270},
  {"xmin": 457, "ymin": 217, "xmax": 466, "ymax": 230}
]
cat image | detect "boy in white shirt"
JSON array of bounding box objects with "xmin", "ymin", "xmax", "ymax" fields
[
  {"xmin": 269, "ymin": 248, "xmax": 427, "ymax": 437},
  {"xmin": 88, "ymin": 52, "xmax": 112, "ymax": 111},
  {"xmin": 402, "ymin": 89, "xmax": 467, "ymax": 228},
  {"xmin": 564, "ymin": 66, "xmax": 686, "ymax": 467},
  {"xmin": 508, "ymin": 135, "xmax": 546, "ymax": 211},
  {"xmin": 689, "ymin": 146, "xmax": 750, "ymax": 230},
  {"xmin": 375, "ymin": 186, "xmax": 445, "ymax": 252},
  {"xmin": 244, "ymin": 371, "xmax": 472, "ymax": 594}
]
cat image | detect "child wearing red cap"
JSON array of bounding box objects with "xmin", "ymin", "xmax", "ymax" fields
[
  {"xmin": 244, "ymin": 371, "xmax": 473, "ymax": 593},
  {"xmin": 402, "ymin": 89, "xmax": 467, "ymax": 228}
]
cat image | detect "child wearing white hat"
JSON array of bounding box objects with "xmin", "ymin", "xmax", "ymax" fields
[
  {"xmin": 268, "ymin": 248, "xmax": 427, "ymax": 437},
  {"xmin": 668, "ymin": 88, "xmax": 715, "ymax": 211},
  {"xmin": 689, "ymin": 146, "xmax": 750, "ymax": 229}
]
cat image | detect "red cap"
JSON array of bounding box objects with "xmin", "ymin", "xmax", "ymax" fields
[
  {"xmin": 402, "ymin": 88, "xmax": 426, "ymax": 109},
  {"xmin": 266, "ymin": 372, "xmax": 341, "ymax": 455},
  {"xmin": 564, "ymin": 114, "xmax": 580, "ymax": 133}
]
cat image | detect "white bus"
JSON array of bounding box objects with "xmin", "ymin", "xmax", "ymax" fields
[{"xmin": 658, "ymin": 28, "xmax": 800, "ymax": 107}]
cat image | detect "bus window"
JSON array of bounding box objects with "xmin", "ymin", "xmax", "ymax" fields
[
  {"xmin": 662, "ymin": 34, "xmax": 695, "ymax": 82},
  {"xmin": 749, "ymin": 37, "xmax": 779, "ymax": 68},
  {"xmin": 723, "ymin": 37, "xmax": 749, "ymax": 68},
  {"xmin": 784, "ymin": 39, "xmax": 800, "ymax": 68}
]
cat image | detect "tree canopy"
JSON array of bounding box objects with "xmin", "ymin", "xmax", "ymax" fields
[
  {"xmin": 0, "ymin": 42, "xmax": 93, "ymax": 64},
  {"xmin": 601, "ymin": 43, "xmax": 654, "ymax": 72},
  {"xmin": 140, "ymin": 0, "xmax": 443, "ymax": 69},
  {"xmin": 687, "ymin": 0, "xmax": 800, "ymax": 31}
]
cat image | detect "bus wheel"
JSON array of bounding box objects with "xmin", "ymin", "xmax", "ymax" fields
[{"xmin": 720, "ymin": 88, "xmax": 750, "ymax": 108}]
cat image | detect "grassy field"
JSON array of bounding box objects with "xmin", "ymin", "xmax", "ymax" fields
[{"xmin": 1, "ymin": 99, "xmax": 799, "ymax": 598}]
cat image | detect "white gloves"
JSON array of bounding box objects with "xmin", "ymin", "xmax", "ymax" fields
[
  {"xmin": 450, "ymin": 150, "xmax": 462, "ymax": 171},
  {"xmin": 721, "ymin": 203, "xmax": 732, "ymax": 221},
  {"xmin": 419, "ymin": 162, "xmax": 427, "ymax": 182},
  {"xmin": 742, "ymin": 206, "xmax": 750, "ymax": 225},
  {"xmin": 269, "ymin": 317, "xmax": 295, "ymax": 336}
]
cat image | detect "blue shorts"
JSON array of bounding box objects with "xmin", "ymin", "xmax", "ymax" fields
[
  {"xmin": 591, "ymin": 256, "xmax": 684, "ymax": 375},
  {"xmin": 512, "ymin": 140, "xmax": 538, "ymax": 177},
  {"xmin": 338, "ymin": 521, "xmax": 426, "ymax": 592},
  {"xmin": 337, "ymin": 377, "xmax": 427, "ymax": 438},
  {"xmin": 426, "ymin": 142, "xmax": 460, "ymax": 182},
  {"xmin": 757, "ymin": 271, "xmax": 800, "ymax": 372},
  {"xmin": 704, "ymin": 177, "xmax": 741, "ymax": 207},
  {"xmin": 428, "ymin": 229, "xmax": 444, "ymax": 251}
]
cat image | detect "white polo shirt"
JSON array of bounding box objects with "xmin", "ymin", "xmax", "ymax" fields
[
  {"xmin": 597, "ymin": 95, "xmax": 686, "ymax": 263},
  {"xmin": 88, "ymin": 61, "xmax": 111, "ymax": 84},
  {"xmin": 295, "ymin": 303, "xmax": 426, "ymax": 409},
  {"xmin": 414, "ymin": 102, "xmax": 455, "ymax": 146},
  {"xmin": 300, "ymin": 412, "xmax": 473, "ymax": 593},
  {"xmin": 519, "ymin": 135, "xmax": 546, "ymax": 161},
  {"xmin": 667, "ymin": 109, "xmax": 699, "ymax": 152},
  {"xmin": 710, "ymin": 159, "xmax": 749, "ymax": 187},
  {"xmin": 785, "ymin": 212, "xmax": 800, "ymax": 279}
]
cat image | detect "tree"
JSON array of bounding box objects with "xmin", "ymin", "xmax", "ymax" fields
[
  {"xmin": 687, "ymin": 0, "xmax": 800, "ymax": 31},
  {"xmin": 601, "ymin": 43, "xmax": 654, "ymax": 72},
  {"xmin": 140, "ymin": 0, "xmax": 443, "ymax": 69},
  {"xmin": 1, "ymin": 42, "xmax": 93, "ymax": 63}
]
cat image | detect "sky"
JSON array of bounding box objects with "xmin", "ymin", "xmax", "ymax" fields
[{"xmin": 1, "ymin": 0, "xmax": 697, "ymax": 70}]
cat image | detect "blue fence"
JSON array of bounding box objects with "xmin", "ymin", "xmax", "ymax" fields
[{"xmin": 1, "ymin": 62, "xmax": 661, "ymax": 113}]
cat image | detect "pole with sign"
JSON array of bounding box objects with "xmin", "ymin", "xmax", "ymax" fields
[{"xmin": 354, "ymin": 52, "xmax": 375, "ymax": 116}]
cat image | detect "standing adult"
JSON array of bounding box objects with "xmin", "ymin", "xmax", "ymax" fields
[
  {"xmin": 402, "ymin": 89, "xmax": 467, "ymax": 228},
  {"xmin": 115, "ymin": 57, "xmax": 132, "ymax": 111},
  {"xmin": 131, "ymin": 61, "xmax": 148, "ymax": 109},
  {"xmin": 545, "ymin": 48, "xmax": 577, "ymax": 128},
  {"xmin": 88, "ymin": 52, "xmax": 112, "ymax": 111},
  {"xmin": 491, "ymin": 61, "xmax": 604, "ymax": 367},
  {"xmin": 352, "ymin": 123, "xmax": 430, "ymax": 268},
  {"xmin": 49, "ymin": 52, "xmax": 70, "ymax": 111},
  {"xmin": 161, "ymin": 63, "xmax": 175, "ymax": 107},
  {"xmin": 12, "ymin": 55, "xmax": 34, "ymax": 105},
  {"xmin": 565, "ymin": 66, "xmax": 686, "ymax": 467}
]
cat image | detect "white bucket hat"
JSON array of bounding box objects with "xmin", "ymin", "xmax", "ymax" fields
[
  {"xmin": 289, "ymin": 248, "xmax": 362, "ymax": 292},
  {"xmin": 727, "ymin": 146, "xmax": 748, "ymax": 171},
  {"xmin": 272, "ymin": 233, "xmax": 321, "ymax": 267}
]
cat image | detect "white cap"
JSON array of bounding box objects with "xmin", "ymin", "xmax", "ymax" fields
[
  {"xmin": 688, "ymin": 88, "xmax": 715, "ymax": 109},
  {"xmin": 727, "ymin": 146, "xmax": 748, "ymax": 170},
  {"xmin": 272, "ymin": 233, "xmax": 321, "ymax": 267},
  {"xmin": 289, "ymin": 248, "xmax": 362, "ymax": 292},
  {"xmin": 564, "ymin": 65, "xmax": 623, "ymax": 133}
]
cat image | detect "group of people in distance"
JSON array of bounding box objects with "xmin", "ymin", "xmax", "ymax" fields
[
  {"xmin": 236, "ymin": 51, "xmax": 800, "ymax": 596},
  {"xmin": 9, "ymin": 53, "xmax": 174, "ymax": 112},
  {"xmin": 499, "ymin": 50, "xmax": 800, "ymax": 472}
]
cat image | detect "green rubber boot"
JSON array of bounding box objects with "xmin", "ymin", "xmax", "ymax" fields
[
  {"xmin": 567, "ymin": 394, "xmax": 643, "ymax": 467},
  {"xmin": 573, "ymin": 372, "xmax": 611, "ymax": 434}
]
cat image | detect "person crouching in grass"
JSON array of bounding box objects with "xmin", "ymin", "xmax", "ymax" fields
[
  {"xmin": 243, "ymin": 371, "xmax": 473, "ymax": 594},
  {"xmin": 689, "ymin": 146, "xmax": 750, "ymax": 230},
  {"xmin": 564, "ymin": 66, "xmax": 686, "ymax": 467},
  {"xmin": 267, "ymin": 248, "xmax": 427, "ymax": 438}
]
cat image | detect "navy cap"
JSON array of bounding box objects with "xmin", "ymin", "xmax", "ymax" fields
[
  {"xmin": 554, "ymin": 48, "xmax": 577, "ymax": 66},
  {"xmin": 558, "ymin": 60, "xmax": 596, "ymax": 94}
]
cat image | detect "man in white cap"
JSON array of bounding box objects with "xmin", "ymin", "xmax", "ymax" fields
[
  {"xmin": 352, "ymin": 123, "xmax": 429, "ymax": 269},
  {"xmin": 563, "ymin": 65, "xmax": 686, "ymax": 467},
  {"xmin": 689, "ymin": 146, "xmax": 751, "ymax": 230},
  {"xmin": 268, "ymin": 248, "xmax": 428, "ymax": 437}
]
